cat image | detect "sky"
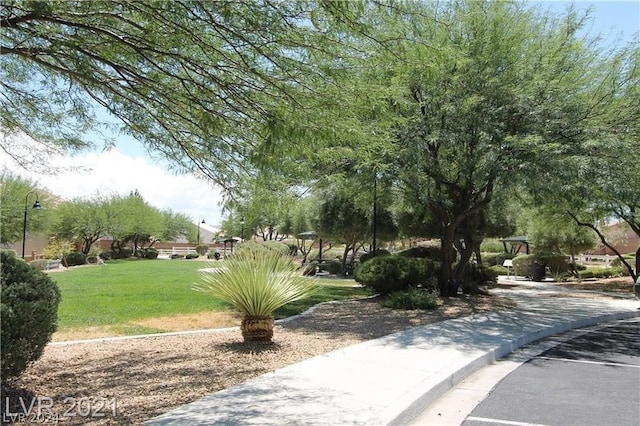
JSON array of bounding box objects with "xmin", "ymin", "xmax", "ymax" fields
[{"xmin": 1, "ymin": 1, "xmax": 638, "ymax": 228}]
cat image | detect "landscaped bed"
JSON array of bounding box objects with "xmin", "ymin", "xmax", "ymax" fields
[
  {"xmin": 10, "ymin": 294, "xmax": 517, "ymax": 425},
  {"xmin": 8, "ymin": 263, "xmax": 635, "ymax": 425}
]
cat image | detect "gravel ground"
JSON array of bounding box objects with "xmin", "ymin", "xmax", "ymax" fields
[{"xmin": 6, "ymin": 294, "xmax": 518, "ymax": 425}]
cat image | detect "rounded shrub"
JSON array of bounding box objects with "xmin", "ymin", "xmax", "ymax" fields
[
  {"xmin": 381, "ymin": 287, "xmax": 438, "ymax": 310},
  {"xmin": 195, "ymin": 244, "xmax": 209, "ymax": 255},
  {"xmin": 397, "ymin": 246, "xmax": 441, "ymax": 259},
  {"xmin": 1, "ymin": 251, "xmax": 61, "ymax": 386},
  {"xmin": 63, "ymin": 251, "xmax": 87, "ymax": 267},
  {"xmin": 185, "ymin": 253, "xmax": 200, "ymax": 259},
  {"xmin": 354, "ymin": 255, "xmax": 425, "ymax": 295},
  {"xmin": 459, "ymin": 263, "xmax": 498, "ymax": 294},
  {"xmin": 29, "ymin": 259, "xmax": 50, "ymax": 271},
  {"xmin": 324, "ymin": 260, "xmax": 343, "ymax": 275},
  {"xmin": 512, "ymin": 254, "xmax": 535, "ymax": 277},
  {"xmin": 144, "ymin": 248, "xmax": 159, "ymax": 259},
  {"xmin": 359, "ymin": 249, "xmax": 391, "ymax": 264}
]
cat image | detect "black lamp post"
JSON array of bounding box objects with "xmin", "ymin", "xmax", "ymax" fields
[
  {"xmin": 240, "ymin": 215, "xmax": 245, "ymax": 242},
  {"xmin": 22, "ymin": 190, "xmax": 41, "ymax": 259},
  {"xmin": 197, "ymin": 216, "xmax": 205, "ymax": 245}
]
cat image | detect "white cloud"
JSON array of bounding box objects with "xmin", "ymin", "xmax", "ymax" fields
[{"xmin": 1, "ymin": 136, "xmax": 226, "ymax": 226}]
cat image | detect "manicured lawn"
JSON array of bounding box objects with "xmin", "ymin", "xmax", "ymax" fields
[{"xmin": 50, "ymin": 258, "xmax": 371, "ymax": 335}]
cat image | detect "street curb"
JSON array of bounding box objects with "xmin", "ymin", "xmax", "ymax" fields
[{"xmin": 388, "ymin": 310, "xmax": 640, "ymax": 425}]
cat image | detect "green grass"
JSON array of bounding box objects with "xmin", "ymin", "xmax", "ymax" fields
[
  {"xmin": 274, "ymin": 278, "xmax": 372, "ymax": 318},
  {"xmin": 50, "ymin": 259, "xmax": 371, "ymax": 334}
]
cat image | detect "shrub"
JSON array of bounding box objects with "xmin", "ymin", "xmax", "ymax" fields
[
  {"xmin": 354, "ymin": 255, "xmax": 426, "ymax": 295},
  {"xmin": 207, "ymin": 251, "xmax": 221, "ymax": 260},
  {"xmin": 537, "ymin": 254, "xmax": 570, "ymax": 275},
  {"xmin": 108, "ymin": 247, "xmax": 133, "ymax": 259},
  {"xmin": 512, "ymin": 254, "xmax": 570, "ymax": 277},
  {"xmin": 611, "ymin": 255, "xmax": 635, "ymax": 268},
  {"xmin": 579, "ymin": 267, "xmax": 627, "ymax": 279},
  {"xmin": 99, "ymin": 251, "xmax": 112, "ymax": 260},
  {"xmin": 185, "ymin": 253, "xmax": 200, "ymax": 259},
  {"xmin": 261, "ymin": 240, "xmax": 291, "ymax": 255},
  {"xmin": 303, "ymin": 261, "xmax": 319, "ymax": 276},
  {"xmin": 87, "ymin": 255, "xmax": 98, "ymax": 264},
  {"xmin": 324, "ymin": 260, "xmax": 343, "ymax": 275},
  {"xmin": 381, "ymin": 287, "xmax": 438, "ymax": 310},
  {"xmin": 144, "ymin": 248, "xmax": 159, "ymax": 259},
  {"xmin": 397, "ymin": 246, "xmax": 441, "ymax": 259},
  {"xmin": 193, "ymin": 249, "xmax": 317, "ymax": 342},
  {"xmin": 459, "ymin": 263, "xmax": 498, "ymax": 294},
  {"xmin": 483, "ymin": 253, "xmax": 516, "ymax": 267},
  {"xmin": 170, "ymin": 254, "xmax": 184, "ymax": 260},
  {"xmin": 512, "ymin": 255, "xmax": 535, "ymax": 277},
  {"xmin": 29, "ymin": 259, "xmax": 50, "ymax": 271},
  {"xmin": 195, "ymin": 244, "xmax": 209, "ymax": 255},
  {"xmin": 479, "ymin": 239, "xmax": 504, "ymax": 253},
  {"xmin": 1, "ymin": 251, "xmax": 61, "ymax": 386},
  {"xmin": 489, "ymin": 265, "xmax": 509, "ymax": 276},
  {"xmin": 63, "ymin": 252, "xmax": 87, "ymax": 267},
  {"xmin": 359, "ymin": 249, "xmax": 391, "ymax": 264}
]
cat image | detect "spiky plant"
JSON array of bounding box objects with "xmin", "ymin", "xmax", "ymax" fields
[{"xmin": 193, "ymin": 249, "xmax": 317, "ymax": 342}]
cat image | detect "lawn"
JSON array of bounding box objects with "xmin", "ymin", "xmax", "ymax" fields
[{"xmin": 50, "ymin": 258, "xmax": 371, "ymax": 337}]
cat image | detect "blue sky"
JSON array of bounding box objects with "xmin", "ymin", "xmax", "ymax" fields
[{"xmin": 2, "ymin": 1, "xmax": 638, "ymax": 228}]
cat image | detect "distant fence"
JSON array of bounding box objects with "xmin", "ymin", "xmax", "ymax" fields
[
  {"xmin": 156, "ymin": 247, "xmax": 198, "ymax": 257},
  {"xmin": 575, "ymin": 254, "xmax": 615, "ymax": 265}
]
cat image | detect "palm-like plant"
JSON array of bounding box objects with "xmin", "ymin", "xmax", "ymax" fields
[{"xmin": 193, "ymin": 249, "xmax": 317, "ymax": 342}]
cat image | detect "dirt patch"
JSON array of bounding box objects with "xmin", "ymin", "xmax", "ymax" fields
[
  {"xmin": 52, "ymin": 312, "xmax": 244, "ymax": 342},
  {"xmin": 549, "ymin": 277, "xmax": 636, "ymax": 294},
  {"xmin": 134, "ymin": 311, "xmax": 242, "ymax": 331},
  {"xmin": 8, "ymin": 294, "xmax": 515, "ymax": 425}
]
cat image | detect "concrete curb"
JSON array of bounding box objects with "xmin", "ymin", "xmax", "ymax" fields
[
  {"xmin": 145, "ymin": 292, "xmax": 639, "ymax": 425},
  {"xmin": 388, "ymin": 309, "xmax": 640, "ymax": 425}
]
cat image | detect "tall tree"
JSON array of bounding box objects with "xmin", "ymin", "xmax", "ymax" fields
[
  {"xmin": 0, "ymin": 0, "xmax": 368, "ymax": 189},
  {"xmin": 376, "ymin": 1, "xmax": 638, "ymax": 295},
  {"xmin": 109, "ymin": 190, "xmax": 164, "ymax": 253},
  {"xmin": 50, "ymin": 195, "xmax": 115, "ymax": 254}
]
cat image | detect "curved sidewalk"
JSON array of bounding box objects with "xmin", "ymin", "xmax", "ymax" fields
[{"xmin": 145, "ymin": 287, "xmax": 639, "ymax": 425}]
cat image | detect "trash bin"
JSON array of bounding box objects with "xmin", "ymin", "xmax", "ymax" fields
[{"xmin": 532, "ymin": 262, "xmax": 546, "ymax": 282}]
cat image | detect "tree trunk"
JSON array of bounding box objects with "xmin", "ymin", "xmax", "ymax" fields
[{"xmin": 439, "ymin": 226, "xmax": 459, "ymax": 297}]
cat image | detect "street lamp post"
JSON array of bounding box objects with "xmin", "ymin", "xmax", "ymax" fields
[
  {"xmin": 22, "ymin": 190, "xmax": 42, "ymax": 259},
  {"xmin": 197, "ymin": 216, "xmax": 205, "ymax": 246}
]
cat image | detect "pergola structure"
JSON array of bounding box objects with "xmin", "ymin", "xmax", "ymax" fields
[{"xmin": 500, "ymin": 236, "xmax": 530, "ymax": 254}]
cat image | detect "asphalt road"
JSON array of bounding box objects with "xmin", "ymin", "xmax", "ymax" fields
[{"xmin": 463, "ymin": 318, "xmax": 640, "ymax": 426}]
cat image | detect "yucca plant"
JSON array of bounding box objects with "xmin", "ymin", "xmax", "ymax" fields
[{"xmin": 193, "ymin": 249, "xmax": 317, "ymax": 342}]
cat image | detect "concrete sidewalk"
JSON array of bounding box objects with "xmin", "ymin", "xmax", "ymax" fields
[{"xmin": 145, "ymin": 287, "xmax": 639, "ymax": 426}]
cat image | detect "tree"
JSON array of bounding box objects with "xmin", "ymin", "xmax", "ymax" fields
[
  {"xmin": 0, "ymin": 169, "xmax": 50, "ymax": 245},
  {"xmin": 160, "ymin": 210, "xmax": 193, "ymax": 243},
  {"xmin": 523, "ymin": 42, "xmax": 640, "ymax": 279},
  {"xmin": 50, "ymin": 195, "xmax": 115, "ymax": 254},
  {"xmin": 376, "ymin": 1, "xmax": 638, "ymax": 295},
  {"xmin": 519, "ymin": 208, "xmax": 596, "ymax": 265},
  {"xmin": 0, "ymin": 1, "xmax": 366, "ymax": 190},
  {"xmin": 315, "ymin": 186, "xmax": 374, "ymax": 274},
  {"xmin": 108, "ymin": 191, "xmax": 164, "ymax": 254}
]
